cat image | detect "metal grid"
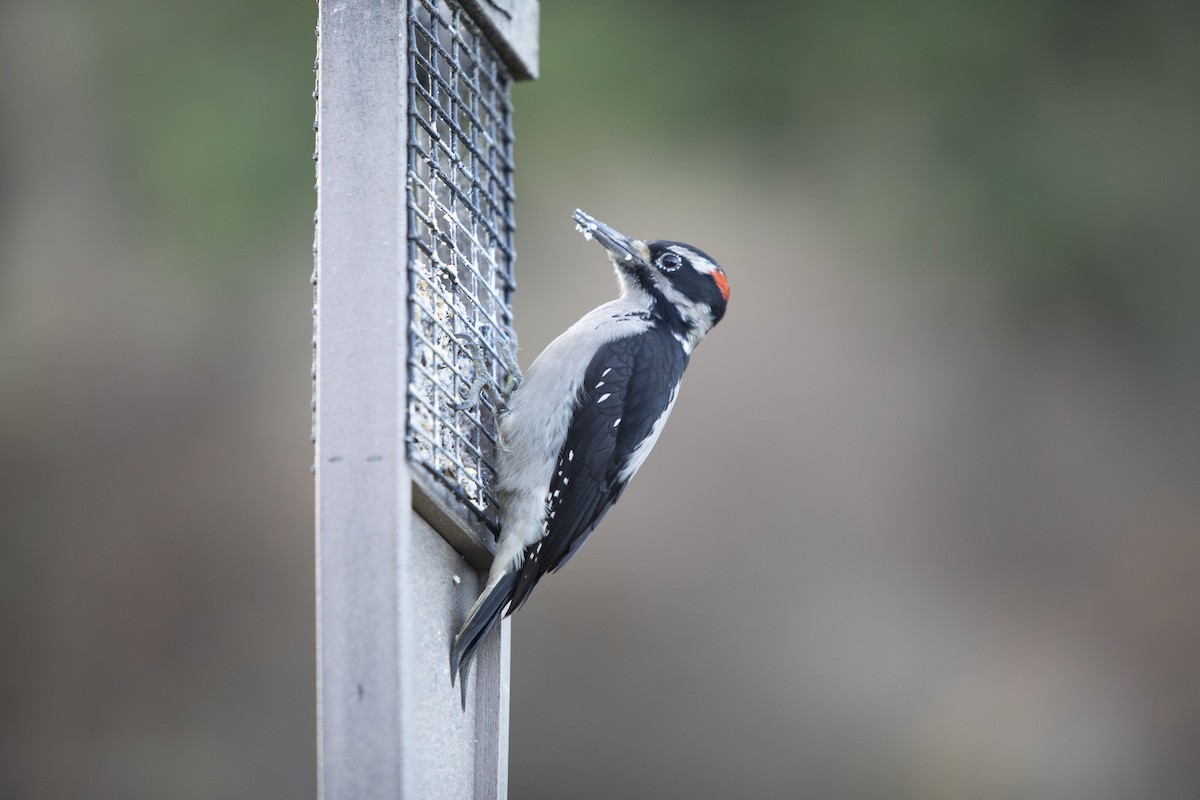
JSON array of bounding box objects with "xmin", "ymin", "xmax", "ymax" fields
[{"xmin": 406, "ymin": 0, "xmax": 518, "ymax": 533}]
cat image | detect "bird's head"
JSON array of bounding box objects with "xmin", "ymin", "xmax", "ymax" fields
[{"xmin": 573, "ymin": 209, "xmax": 730, "ymax": 341}]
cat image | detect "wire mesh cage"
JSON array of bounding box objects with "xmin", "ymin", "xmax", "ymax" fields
[{"xmin": 406, "ymin": 0, "xmax": 518, "ymax": 534}]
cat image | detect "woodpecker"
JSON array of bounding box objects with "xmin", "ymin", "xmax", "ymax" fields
[{"xmin": 450, "ymin": 209, "xmax": 730, "ymax": 688}]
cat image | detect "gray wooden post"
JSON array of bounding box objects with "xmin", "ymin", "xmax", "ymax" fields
[{"xmin": 313, "ymin": 1, "xmax": 537, "ymax": 797}]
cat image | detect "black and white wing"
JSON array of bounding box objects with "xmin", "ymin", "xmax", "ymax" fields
[{"xmin": 507, "ymin": 328, "xmax": 688, "ymax": 613}]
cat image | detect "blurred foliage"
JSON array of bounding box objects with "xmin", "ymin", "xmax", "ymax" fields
[
  {"xmin": 80, "ymin": 0, "xmax": 318, "ymax": 285},
  {"xmin": 61, "ymin": 0, "xmax": 1200, "ymax": 354},
  {"xmin": 522, "ymin": 0, "xmax": 1200, "ymax": 356}
]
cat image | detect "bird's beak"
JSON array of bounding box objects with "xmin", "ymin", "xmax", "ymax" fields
[{"xmin": 573, "ymin": 209, "xmax": 651, "ymax": 268}]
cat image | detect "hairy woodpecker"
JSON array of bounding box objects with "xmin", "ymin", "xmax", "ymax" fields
[{"xmin": 450, "ymin": 209, "xmax": 730, "ymax": 688}]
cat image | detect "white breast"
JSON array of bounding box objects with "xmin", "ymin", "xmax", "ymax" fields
[{"xmin": 498, "ymin": 297, "xmax": 652, "ymax": 497}]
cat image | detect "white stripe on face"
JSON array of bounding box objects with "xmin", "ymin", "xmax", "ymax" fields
[
  {"xmin": 667, "ymin": 244, "xmax": 719, "ymax": 276},
  {"xmin": 648, "ymin": 269, "xmax": 715, "ymax": 351}
]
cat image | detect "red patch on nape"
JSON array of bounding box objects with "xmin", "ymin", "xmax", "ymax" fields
[{"xmin": 712, "ymin": 270, "xmax": 730, "ymax": 302}]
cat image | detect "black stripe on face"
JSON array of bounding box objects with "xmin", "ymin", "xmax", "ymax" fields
[{"xmin": 647, "ymin": 240, "xmax": 729, "ymax": 323}]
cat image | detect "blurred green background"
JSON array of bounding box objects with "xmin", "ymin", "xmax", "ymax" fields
[{"xmin": 2, "ymin": 0, "xmax": 1198, "ymax": 797}]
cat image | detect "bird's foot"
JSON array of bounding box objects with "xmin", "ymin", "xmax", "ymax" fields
[{"xmin": 449, "ymin": 327, "xmax": 521, "ymax": 412}]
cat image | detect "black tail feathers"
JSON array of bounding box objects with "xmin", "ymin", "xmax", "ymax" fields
[{"xmin": 449, "ymin": 569, "xmax": 519, "ymax": 702}]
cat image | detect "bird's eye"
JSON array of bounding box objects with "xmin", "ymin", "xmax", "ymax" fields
[{"xmin": 659, "ymin": 252, "xmax": 682, "ymax": 271}]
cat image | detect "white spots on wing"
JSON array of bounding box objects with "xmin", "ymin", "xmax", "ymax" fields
[
  {"xmin": 597, "ymin": 392, "xmax": 611, "ymax": 404},
  {"xmin": 568, "ymin": 450, "xmax": 574, "ymax": 461},
  {"xmin": 613, "ymin": 418, "xmax": 622, "ymax": 428},
  {"xmin": 601, "ymin": 368, "xmax": 612, "ymax": 378},
  {"xmin": 553, "ymin": 489, "xmax": 560, "ymax": 498},
  {"xmin": 594, "ymin": 381, "xmax": 605, "ymax": 389},
  {"xmin": 563, "ymin": 477, "xmax": 570, "ymax": 485}
]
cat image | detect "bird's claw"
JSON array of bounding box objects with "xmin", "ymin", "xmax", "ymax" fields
[{"xmin": 449, "ymin": 329, "xmax": 522, "ymax": 412}]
